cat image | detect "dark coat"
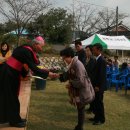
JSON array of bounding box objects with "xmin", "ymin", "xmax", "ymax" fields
[
  {"xmin": 93, "ymin": 55, "xmax": 107, "ymax": 92},
  {"xmin": 85, "ymin": 56, "xmax": 96, "ymax": 86},
  {"xmin": 75, "ymin": 49, "xmax": 86, "ymax": 66},
  {"xmin": 60, "ymin": 56, "xmax": 95, "ymax": 106},
  {"xmin": 0, "ymin": 45, "xmax": 49, "ymax": 123}
]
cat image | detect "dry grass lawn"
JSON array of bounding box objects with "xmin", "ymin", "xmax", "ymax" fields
[{"xmin": 27, "ymin": 80, "xmax": 130, "ymax": 130}]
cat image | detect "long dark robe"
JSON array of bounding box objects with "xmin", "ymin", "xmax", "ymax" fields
[{"xmin": 0, "ymin": 45, "xmax": 49, "ymax": 124}]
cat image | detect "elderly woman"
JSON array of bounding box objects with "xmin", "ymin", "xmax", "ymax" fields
[
  {"xmin": 0, "ymin": 36, "xmax": 58, "ymax": 127},
  {"xmin": 59, "ymin": 47, "xmax": 94, "ymax": 130}
]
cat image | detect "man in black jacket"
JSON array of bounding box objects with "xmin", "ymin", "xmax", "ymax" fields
[
  {"xmin": 91, "ymin": 43, "xmax": 107, "ymax": 125},
  {"xmin": 75, "ymin": 41, "xmax": 86, "ymax": 67}
]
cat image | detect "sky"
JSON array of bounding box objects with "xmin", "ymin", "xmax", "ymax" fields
[
  {"xmin": 50, "ymin": 0, "xmax": 130, "ymax": 26},
  {"xmin": 1, "ymin": 0, "xmax": 130, "ymax": 26}
]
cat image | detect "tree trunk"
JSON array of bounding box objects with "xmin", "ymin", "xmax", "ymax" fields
[{"xmin": 16, "ymin": 34, "xmax": 20, "ymax": 47}]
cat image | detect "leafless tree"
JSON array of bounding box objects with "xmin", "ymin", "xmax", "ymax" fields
[
  {"xmin": 68, "ymin": 1, "xmax": 101, "ymax": 39},
  {"xmin": 0, "ymin": 0, "xmax": 51, "ymax": 46},
  {"xmin": 94, "ymin": 8, "xmax": 128, "ymax": 34},
  {"xmin": 69, "ymin": 0, "xmax": 128, "ymax": 39}
]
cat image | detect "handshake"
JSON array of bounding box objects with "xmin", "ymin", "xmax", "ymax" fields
[{"xmin": 48, "ymin": 72, "xmax": 60, "ymax": 79}]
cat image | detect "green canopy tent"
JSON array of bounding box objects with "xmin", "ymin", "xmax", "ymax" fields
[
  {"xmin": 70, "ymin": 34, "xmax": 130, "ymax": 50},
  {"xmin": 70, "ymin": 34, "xmax": 130, "ymax": 59},
  {"xmin": 82, "ymin": 34, "xmax": 107, "ymax": 48},
  {"xmin": 82, "ymin": 34, "xmax": 130, "ymax": 50}
]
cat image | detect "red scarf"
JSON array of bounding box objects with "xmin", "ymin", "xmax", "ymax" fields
[{"xmin": 23, "ymin": 46, "xmax": 39, "ymax": 64}]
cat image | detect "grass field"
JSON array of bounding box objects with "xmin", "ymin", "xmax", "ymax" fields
[{"xmin": 27, "ymin": 80, "xmax": 130, "ymax": 130}]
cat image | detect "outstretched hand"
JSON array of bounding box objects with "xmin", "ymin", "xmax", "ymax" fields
[{"xmin": 48, "ymin": 72, "xmax": 60, "ymax": 79}]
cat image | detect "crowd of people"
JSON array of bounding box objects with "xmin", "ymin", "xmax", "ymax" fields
[
  {"xmin": 0, "ymin": 36, "xmax": 118, "ymax": 130},
  {"xmin": 73, "ymin": 41, "xmax": 107, "ymax": 130},
  {"xmin": 106, "ymin": 55, "xmax": 129, "ymax": 75},
  {"xmin": 106, "ymin": 55, "xmax": 121, "ymax": 68}
]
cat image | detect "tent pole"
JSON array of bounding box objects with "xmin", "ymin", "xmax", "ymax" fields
[
  {"xmin": 122, "ymin": 50, "xmax": 124, "ymax": 63},
  {"xmin": 116, "ymin": 50, "xmax": 118, "ymax": 56}
]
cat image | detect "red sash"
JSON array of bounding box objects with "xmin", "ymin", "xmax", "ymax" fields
[
  {"xmin": 6, "ymin": 46, "xmax": 39, "ymax": 71},
  {"xmin": 23, "ymin": 46, "xmax": 39, "ymax": 64},
  {"xmin": 6, "ymin": 57, "xmax": 23, "ymax": 71}
]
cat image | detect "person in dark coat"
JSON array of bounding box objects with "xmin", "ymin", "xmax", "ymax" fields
[
  {"xmin": 85, "ymin": 45, "xmax": 96, "ymax": 113},
  {"xmin": 74, "ymin": 41, "xmax": 86, "ymax": 66},
  {"xmin": 0, "ymin": 36, "xmax": 58, "ymax": 127},
  {"xmin": 91, "ymin": 43, "xmax": 107, "ymax": 125}
]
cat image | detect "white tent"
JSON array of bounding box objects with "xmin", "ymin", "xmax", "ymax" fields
[
  {"xmin": 82, "ymin": 34, "xmax": 130, "ymax": 50},
  {"xmin": 70, "ymin": 34, "xmax": 130, "ymax": 50}
]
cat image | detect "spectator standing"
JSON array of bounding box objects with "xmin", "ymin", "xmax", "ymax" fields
[
  {"xmin": 91, "ymin": 43, "xmax": 107, "ymax": 125},
  {"xmin": 85, "ymin": 45, "xmax": 96, "ymax": 113},
  {"xmin": 113, "ymin": 55, "xmax": 120, "ymax": 68},
  {"xmin": 0, "ymin": 42, "xmax": 12, "ymax": 64},
  {"xmin": 75, "ymin": 41, "xmax": 86, "ymax": 66}
]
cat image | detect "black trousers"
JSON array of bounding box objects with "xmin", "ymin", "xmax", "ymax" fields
[
  {"xmin": 93, "ymin": 92, "xmax": 105, "ymax": 122},
  {"xmin": 88, "ymin": 101, "xmax": 94, "ymax": 112},
  {"xmin": 76, "ymin": 105, "xmax": 85, "ymax": 129}
]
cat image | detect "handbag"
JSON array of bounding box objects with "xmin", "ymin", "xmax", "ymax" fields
[
  {"xmin": 70, "ymin": 73, "xmax": 95, "ymax": 105},
  {"xmin": 83, "ymin": 77, "xmax": 95, "ymax": 104}
]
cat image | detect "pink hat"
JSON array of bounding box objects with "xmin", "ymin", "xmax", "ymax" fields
[{"xmin": 34, "ymin": 36, "xmax": 45, "ymax": 45}]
